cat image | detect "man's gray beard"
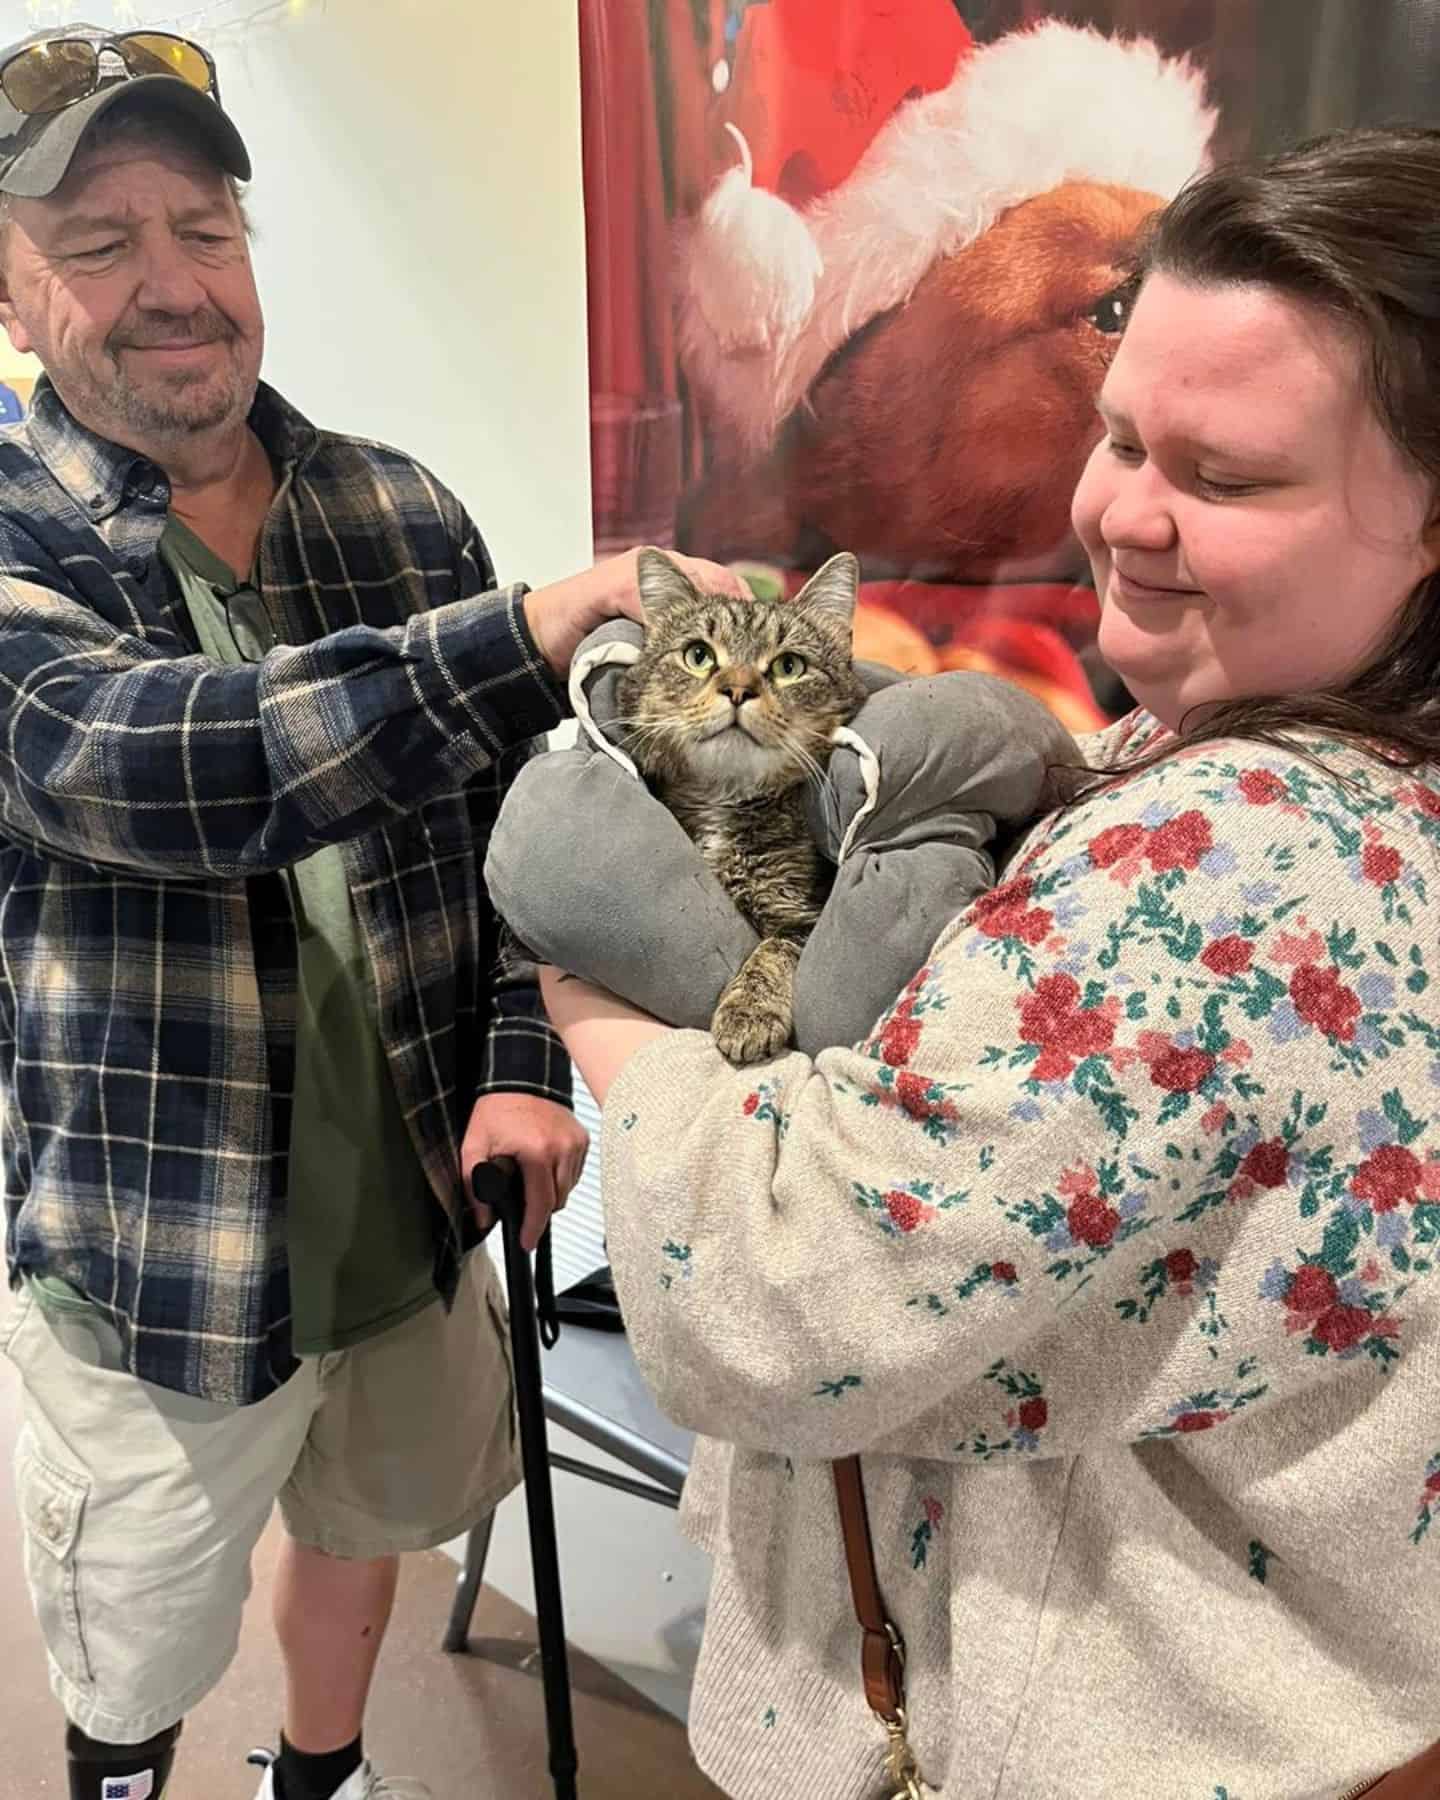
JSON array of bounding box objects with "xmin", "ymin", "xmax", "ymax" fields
[{"xmin": 109, "ymin": 365, "xmax": 253, "ymax": 439}]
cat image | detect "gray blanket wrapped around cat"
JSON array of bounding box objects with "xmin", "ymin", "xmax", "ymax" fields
[{"xmin": 484, "ymin": 588, "xmax": 1080, "ymax": 1059}]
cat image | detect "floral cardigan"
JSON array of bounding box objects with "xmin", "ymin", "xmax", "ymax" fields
[{"xmin": 601, "ymin": 713, "xmax": 1440, "ymax": 1800}]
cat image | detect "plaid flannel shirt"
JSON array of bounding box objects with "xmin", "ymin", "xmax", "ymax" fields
[{"xmin": 0, "ymin": 376, "xmax": 571, "ymax": 1404}]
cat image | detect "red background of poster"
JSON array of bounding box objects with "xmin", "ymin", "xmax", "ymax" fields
[{"xmin": 580, "ymin": 1, "xmax": 1440, "ymax": 729}]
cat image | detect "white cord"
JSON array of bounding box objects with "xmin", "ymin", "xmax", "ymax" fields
[
  {"xmin": 567, "ymin": 639, "xmax": 644, "ymax": 782},
  {"xmin": 830, "ymin": 724, "xmax": 881, "ymax": 863}
]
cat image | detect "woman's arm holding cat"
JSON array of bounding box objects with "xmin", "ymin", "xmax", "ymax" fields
[{"xmin": 539, "ymin": 967, "xmax": 671, "ymax": 1102}]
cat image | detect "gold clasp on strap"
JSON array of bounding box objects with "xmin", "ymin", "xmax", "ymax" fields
[{"xmin": 883, "ymin": 1707, "xmax": 926, "ymax": 1800}]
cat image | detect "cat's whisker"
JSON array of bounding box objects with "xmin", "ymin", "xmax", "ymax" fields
[
  {"xmin": 777, "ymin": 729, "xmax": 843, "ymax": 837},
  {"xmin": 788, "ymin": 734, "xmax": 829, "ymax": 781},
  {"xmin": 611, "ymin": 718, "xmax": 675, "ymax": 749}
]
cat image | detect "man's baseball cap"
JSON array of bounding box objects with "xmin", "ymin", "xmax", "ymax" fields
[{"xmin": 0, "ymin": 24, "xmax": 250, "ymax": 200}]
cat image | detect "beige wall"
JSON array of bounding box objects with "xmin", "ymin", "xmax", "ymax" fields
[
  {"xmin": 232, "ymin": 0, "xmax": 595, "ymax": 587},
  {"xmin": 0, "ymin": 0, "xmax": 595, "ymax": 588}
]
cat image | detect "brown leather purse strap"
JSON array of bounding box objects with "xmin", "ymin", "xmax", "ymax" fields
[{"xmin": 833, "ymin": 1454, "xmax": 907, "ymax": 1723}]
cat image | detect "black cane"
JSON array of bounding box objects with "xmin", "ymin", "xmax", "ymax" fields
[{"xmin": 472, "ymin": 1159, "xmax": 579, "ymax": 1800}]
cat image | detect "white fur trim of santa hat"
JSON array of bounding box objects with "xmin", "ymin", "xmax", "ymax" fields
[{"xmin": 677, "ymin": 20, "xmax": 1218, "ymax": 453}]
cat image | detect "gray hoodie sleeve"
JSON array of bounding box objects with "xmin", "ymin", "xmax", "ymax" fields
[{"xmin": 485, "ymin": 622, "xmax": 1076, "ymax": 1054}]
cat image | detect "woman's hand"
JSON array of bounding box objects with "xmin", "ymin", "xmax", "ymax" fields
[{"xmin": 539, "ymin": 966, "xmax": 672, "ymax": 1106}]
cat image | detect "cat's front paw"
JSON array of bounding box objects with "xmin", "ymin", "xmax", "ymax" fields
[{"xmin": 711, "ymin": 991, "xmax": 792, "ymax": 1066}]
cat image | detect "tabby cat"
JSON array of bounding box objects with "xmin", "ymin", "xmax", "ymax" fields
[{"xmin": 617, "ymin": 549, "xmax": 865, "ymax": 1064}]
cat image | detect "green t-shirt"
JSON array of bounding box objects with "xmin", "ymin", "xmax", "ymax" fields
[{"xmin": 31, "ymin": 516, "xmax": 440, "ymax": 1358}]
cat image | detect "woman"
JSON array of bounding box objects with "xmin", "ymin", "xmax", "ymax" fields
[{"xmin": 542, "ymin": 129, "xmax": 1440, "ymax": 1799}]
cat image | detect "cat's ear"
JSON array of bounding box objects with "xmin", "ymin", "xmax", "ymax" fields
[
  {"xmin": 637, "ymin": 548, "xmax": 700, "ymax": 622},
  {"xmin": 794, "ymin": 552, "xmax": 860, "ymax": 633}
]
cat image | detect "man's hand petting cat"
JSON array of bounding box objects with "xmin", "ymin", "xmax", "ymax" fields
[
  {"xmin": 523, "ymin": 546, "xmax": 751, "ymax": 677},
  {"xmin": 461, "ymin": 1092, "xmax": 589, "ymax": 1253}
]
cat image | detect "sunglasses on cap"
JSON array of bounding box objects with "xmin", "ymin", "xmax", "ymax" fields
[{"xmin": 0, "ymin": 31, "xmax": 217, "ymax": 117}]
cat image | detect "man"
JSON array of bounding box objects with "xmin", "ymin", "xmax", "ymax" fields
[{"xmin": 0, "ymin": 24, "xmax": 741, "ymax": 1800}]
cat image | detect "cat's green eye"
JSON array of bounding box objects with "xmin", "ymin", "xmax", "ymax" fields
[
  {"xmin": 682, "ymin": 640, "xmax": 716, "ymax": 675},
  {"xmin": 770, "ymin": 651, "xmax": 807, "ymax": 685}
]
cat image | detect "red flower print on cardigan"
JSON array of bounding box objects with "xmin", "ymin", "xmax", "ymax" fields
[
  {"xmin": 1145, "ymin": 810, "xmax": 1214, "ymax": 872},
  {"xmin": 1130, "ymin": 1029, "xmax": 1228, "ymax": 1125},
  {"xmin": 1088, "ymin": 821, "xmax": 1147, "ymax": 869},
  {"xmin": 1352, "ymin": 1144, "xmax": 1423, "ymax": 1211},
  {"xmin": 1363, "ymin": 841, "xmax": 1403, "ymax": 887},
  {"xmin": 741, "ymin": 1081, "xmax": 787, "ymax": 1134},
  {"xmin": 1355, "ymin": 820, "xmax": 1423, "ymax": 927},
  {"xmin": 853, "ymin": 1178, "xmax": 967, "ymax": 1239},
  {"xmin": 1068, "ymin": 1191, "xmax": 1119, "ymax": 1247},
  {"xmin": 1055, "ymin": 1163, "xmax": 1121, "ymax": 1247},
  {"xmin": 1290, "ymin": 963, "xmax": 1362, "ymax": 1042},
  {"xmin": 1004, "ymin": 1157, "xmax": 1155, "ymax": 1286},
  {"xmin": 1286, "ymin": 1264, "xmax": 1339, "ymax": 1314},
  {"xmin": 896, "ymin": 1072, "xmax": 935, "ymax": 1119},
  {"xmin": 1239, "ymin": 768, "xmax": 1287, "ymax": 805},
  {"xmin": 1241, "ymin": 1138, "xmax": 1291, "ymax": 1189},
  {"xmin": 962, "ymin": 741, "xmax": 1440, "ymax": 1366},
  {"xmin": 1084, "ymin": 811, "xmax": 1213, "ymax": 885},
  {"xmin": 1261, "ymin": 1237, "xmax": 1404, "ymax": 1367},
  {"xmin": 1140, "ymin": 1357, "xmax": 1269, "ymax": 1438},
  {"xmin": 972, "ymin": 876, "xmax": 1054, "ymax": 947},
  {"xmin": 956, "ymin": 1361, "xmax": 1049, "ymax": 1459},
  {"xmin": 1311, "ymin": 1305, "xmax": 1376, "ymax": 1352},
  {"xmin": 887, "ymin": 1192, "xmax": 931, "ymax": 1233},
  {"xmin": 1151, "ymin": 1045, "xmax": 1218, "ymax": 1093},
  {"xmin": 1399, "ymin": 779, "xmax": 1440, "ymax": 823},
  {"xmin": 1412, "ymin": 1452, "xmax": 1440, "ymax": 1545},
  {"xmin": 857, "ymin": 1064, "xmax": 968, "ymax": 1144},
  {"xmin": 1115, "ymin": 1246, "xmax": 1220, "ymax": 1324},
  {"xmin": 866, "ymin": 965, "xmax": 947, "ymax": 1068},
  {"xmin": 880, "ymin": 1013, "xmax": 922, "ymax": 1067},
  {"xmin": 1201, "ymin": 934, "xmax": 1254, "ymax": 977},
  {"xmin": 1017, "ymin": 973, "xmax": 1119, "ymax": 1081},
  {"xmin": 1176, "ymin": 1095, "xmax": 1322, "ymax": 1224},
  {"xmin": 1269, "ymin": 922, "xmax": 1326, "ymax": 967}
]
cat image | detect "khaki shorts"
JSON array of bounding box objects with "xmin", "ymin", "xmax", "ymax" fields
[{"xmin": 1, "ymin": 1252, "xmax": 519, "ymax": 1746}]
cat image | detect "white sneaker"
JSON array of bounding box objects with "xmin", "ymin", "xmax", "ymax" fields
[{"xmin": 247, "ymin": 1749, "xmax": 433, "ymax": 1799}]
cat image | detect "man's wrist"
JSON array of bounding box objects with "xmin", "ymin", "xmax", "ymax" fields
[{"xmin": 510, "ymin": 582, "xmax": 570, "ymax": 706}]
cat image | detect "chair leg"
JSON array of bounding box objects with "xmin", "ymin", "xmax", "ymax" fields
[{"xmin": 442, "ymin": 1508, "xmax": 497, "ymax": 1653}]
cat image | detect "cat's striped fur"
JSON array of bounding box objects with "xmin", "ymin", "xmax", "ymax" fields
[{"xmin": 617, "ymin": 551, "xmax": 864, "ymax": 1063}]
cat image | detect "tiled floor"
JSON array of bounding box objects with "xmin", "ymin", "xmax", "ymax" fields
[{"xmin": 0, "ymin": 1353, "xmax": 724, "ymax": 1799}]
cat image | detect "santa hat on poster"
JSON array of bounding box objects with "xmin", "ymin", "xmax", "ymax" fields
[{"xmin": 679, "ymin": 18, "xmax": 1218, "ymax": 453}]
